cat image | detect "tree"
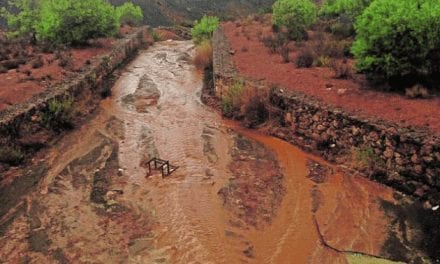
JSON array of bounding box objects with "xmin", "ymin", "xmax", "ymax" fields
[
  {"xmin": 272, "ymin": 0, "xmax": 317, "ymax": 41},
  {"xmin": 115, "ymin": 2, "xmax": 143, "ymax": 26},
  {"xmin": 351, "ymin": 0, "xmax": 440, "ymax": 88}
]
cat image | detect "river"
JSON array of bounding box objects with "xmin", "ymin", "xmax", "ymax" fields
[{"xmin": 0, "ymin": 41, "xmax": 417, "ymax": 263}]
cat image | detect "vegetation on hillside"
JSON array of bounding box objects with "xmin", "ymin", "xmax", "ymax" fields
[
  {"xmin": 320, "ymin": 0, "xmax": 372, "ymax": 20},
  {"xmin": 0, "ymin": 0, "xmax": 143, "ymax": 45},
  {"xmin": 266, "ymin": 0, "xmax": 440, "ymax": 91}
]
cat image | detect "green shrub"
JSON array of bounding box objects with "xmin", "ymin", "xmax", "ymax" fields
[
  {"xmin": 151, "ymin": 30, "xmax": 160, "ymax": 42},
  {"xmin": 42, "ymin": 97, "xmax": 74, "ymax": 130},
  {"xmin": 0, "ymin": 0, "xmax": 40, "ymax": 39},
  {"xmin": 1, "ymin": 0, "xmax": 143, "ymax": 46},
  {"xmin": 320, "ymin": 0, "xmax": 372, "ymax": 20},
  {"xmin": 36, "ymin": 0, "xmax": 118, "ymax": 45},
  {"xmin": 222, "ymin": 80, "xmax": 245, "ymax": 117},
  {"xmin": 191, "ymin": 15, "xmax": 219, "ymax": 44},
  {"xmin": 351, "ymin": 0, "xmax": 440, "ymax": 88},
  {"xmin": 355, "ymin": 146, "xmax": 383, "ymax": 169},
  {"xmin": 319, "ymin": 0, "xmax": 373, "ymax": 38},
  {"xmin": 272, "ymin": 0, "xmax": 317, "ymax": 41},
  {"xmin": 115, "ymin": 2, "xmax": 143, "ymax": 26}
]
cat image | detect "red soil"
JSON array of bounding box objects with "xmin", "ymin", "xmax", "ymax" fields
[
  {"xmin": 222, "ymin": 20, "xmax": 440, "ymax": 134},
  {"xmin": 0, "ymin": 38, "xmax": 116, "ymax": 112}
]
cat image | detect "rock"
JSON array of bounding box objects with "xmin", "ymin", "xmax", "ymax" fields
[
  {"xmin": 384, "ymin": 148, "xmax": 394, "ymax": 158},
  {"xmin": 423, "ymin": 156, "xmax": 433, "ymax": 163},
  {"xmin": 317, "ymin": 125, "xmax": 326, "ymax": 131},
  {"xmin": 243, "ymin": 246, "xmax": 254, "ymax": 258},
  {"xmin": 414, "ymin": 187, "xmax": 425, "ymax": 197},
  {"xmin": 411, "ymin": 154, "xmax": 419, "ymax": 164},
  {"xmin": 105, "ymin": 191, "xmax": 118, "ymax": 200},
  {"xmin": 351, "ymin": 126, "xmax": 360, "ymax": 136},
  {"xmin": 434, "ymin": 152, "xmax": 440, "ymax": 162},
  {"xmin": 337, "ymin": 88, "xmax": 346, "ymax": 95},
  {"xmin": 284, "ymin": 112, "xmax": 293, "ymax": 125},
  {"xmin": 423, "ymin": 200, "xmax": 432, "ymax": 210},
  {"xmin": 414, "ymin": 165, "xmax": 423, "ymax": 175}
]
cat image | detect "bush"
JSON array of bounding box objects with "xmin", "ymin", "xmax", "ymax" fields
[
  {"xmin": 320, "ymin": 0, "xmax": 373, "ymax": 20},
  {"xmin": 352, "ymin": 0, "xmax": 440, "ymax": 88},
  {"xmin": 115, "ymin": 2, "xmax": 143, "ymax": 26},
  {"xmin": 329, "ymin": 16, "xmax": 355, "ymax": 39},
  {"xmin": 0, "ymin": 0, "xmax": 40, "ymax": 39},
  {"xmin": 42, "ymin": 97, "xmax": 74, "ymax": 130},
  {"xmin": 191, "ymin": 15, "xmax": 219, "ymax": 44},
  {"xmin": 151, "ymin": 30, "xmax": 161, "ymax": 42},
  {"xmin": 315, "ymin": 55, "xmax": 331, "ymax": 67},
  {"xmin": 193, "ymin": 40, "xmax": 213, "ymax": 70},
  {"xmin": 262, "ymin": 33, "xmax": 287, "ymax": 53},
  {"xmin": 331, "ymin": 60, "xmax": 352, "ymax": 79},
  {"xmin": 222, "ymin": 80, "xmax": 245, "ymax": 117},
  {"xmin": 295, "ymin": 49, "xmax": 314, "ymax": 68},
  {"xmin": 36, "ymin": 0, "xmax": 118, "ymax": 45},
  {"xmin": 272, "ymin": 0, "xmax": 317, "ymax": 41},
  {"xmin": 2, "ymin": 0, "xmax": 143, "ymax": 46},
  {"xmin": 241, "ymin": 89, "xmax": 269, "ymax": 128}
]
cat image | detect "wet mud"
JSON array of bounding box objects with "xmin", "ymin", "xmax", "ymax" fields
[{"xmin": 0, "ymin": 40, "xmax": 435, "ymax": 263}]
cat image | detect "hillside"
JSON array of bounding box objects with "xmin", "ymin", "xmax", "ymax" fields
[{"xmin": 0, "ymin": 0, "xmax": 274, "ymax": 28}]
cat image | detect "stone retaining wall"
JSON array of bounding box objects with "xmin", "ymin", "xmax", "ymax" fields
[
  {"xmin": 0, "ymin": 26, "xmax": 149, "ymax": 151},
  {"xmin": 212, "ymin": 28, "xmax": 440, "ymax": 205}
]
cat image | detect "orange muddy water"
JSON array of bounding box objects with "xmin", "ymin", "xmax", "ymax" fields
[{"xmin": 0, "ymin": 41, "xmax": 406, "ymax": 263}]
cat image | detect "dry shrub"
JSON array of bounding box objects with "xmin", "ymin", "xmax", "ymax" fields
[
  {"xmin": 241, "ymin": 46, "xmax": 249, "ymax": 52},
  {"xmin": 295, "ymin": 49, "xmax": 315, "ymax": 68},
  {"xmin": 315, "ymin": 55, "xmax": 332, "ymax": 67},
  {"xmin": 280, "ymin": 44, "xmax": 290, "ymax": 63},
  {"xmin": 331, "ymin": 60, "xmax": 352, "ymax": 79},
  {"xmin": 262, "ymin": 33, "xmax": 287, "ymax": 53},
  {"xmin": 405, "ymin": 84, "xmax": 430, "ymax": 99},
  {"xmin": 240, "ymin": 87, "xmax": 269, "ymax": 128},
  {"xmin": 312, "ymin": 31, "xmax": 352, "ymax": 59},
  {"xmin": 32, "ymin": 56, "xmax": 44, "ymax": 69},
  {"xmin": 193, "ymin": 41, "xmax": 213, "ymax": 70}
]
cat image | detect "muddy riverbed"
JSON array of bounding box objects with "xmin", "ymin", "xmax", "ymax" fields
[{"xmin": 0, "ymin": 41, "xmax": 435, "ymax": 263}]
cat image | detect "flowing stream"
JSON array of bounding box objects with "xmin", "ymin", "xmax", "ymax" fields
[{"xmin": 0, "ymin": 41, "xmax": 411, "ymax": 264}]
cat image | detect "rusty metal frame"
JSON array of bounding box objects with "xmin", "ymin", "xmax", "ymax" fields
[{"xmin": 146, "ymin": 158, "xmax": 178, "ymax": 177}]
